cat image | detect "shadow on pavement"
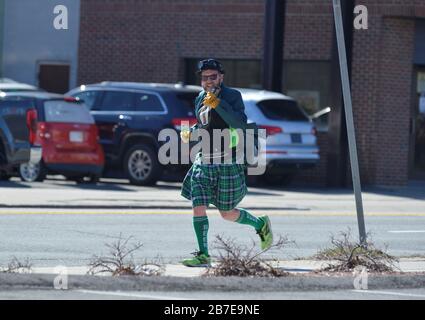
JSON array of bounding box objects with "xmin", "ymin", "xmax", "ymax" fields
[
  {"xmin": 65, "ymin": 182, "xmax": 136, "ymax": 192},
  {"xmin": 362, "ymin": 180, "xmax": 425, "ymax": 201},
  {"xmin": 0, "ymin": 180, "xmax": 32, "ymax": 189},
  {"xmin": 254, "ymin": 178, "xmax": 425, "ymax": 201},
  {"xmin": 3, "ymin": 173, "xmax": 425, "ymax": 201}
]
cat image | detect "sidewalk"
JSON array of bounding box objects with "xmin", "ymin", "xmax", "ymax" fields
[
  {"xmin": 21, "ymin": 257, "xmax": 425, "ymax": 277},
  {"xmin": 1, "ymin": 180, "xmax": 425, "ymax": 216},
  {"xmin": 1, "ymin": 258, "xmax": 424, "ymax": 293}
]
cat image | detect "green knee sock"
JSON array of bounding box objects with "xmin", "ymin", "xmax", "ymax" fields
[
  {"xmin": 236, "ymin": 208, "xmax": 264, "ymax": 231},
  {"xmin": 193, "ymin": 216, "xmax": 209, "ymax": 256}
]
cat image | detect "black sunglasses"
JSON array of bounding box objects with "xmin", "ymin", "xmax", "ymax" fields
[{"xmin": 200, "ymin": 73, "xmax": 219, "ymax": 81}]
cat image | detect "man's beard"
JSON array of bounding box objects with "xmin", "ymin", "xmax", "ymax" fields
[{"xmin": 204, "ymin": 82, "xmax": 221, "ymax": 93}]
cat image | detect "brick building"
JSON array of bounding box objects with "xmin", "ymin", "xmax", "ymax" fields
[{"xmin": 77, "ymin": 0, "xmax": 425, "ymax": 187}]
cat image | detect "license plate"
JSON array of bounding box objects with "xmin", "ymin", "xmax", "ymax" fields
[
  {"xmin": 291, "ymin": 133, "xmax": 302, "ymax": 143},
  {"xmin": 69, "ymin": 131, "xmax": 83, "ymax": 143}
]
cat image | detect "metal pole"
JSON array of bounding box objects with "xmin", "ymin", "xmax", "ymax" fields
[
  {"xmin": 262, "ymin": 0, "xmax": 285, "ymax": 92},
  {"xmin": 332, "ymin": 0, "xmax": 367, "ymax": 245}
]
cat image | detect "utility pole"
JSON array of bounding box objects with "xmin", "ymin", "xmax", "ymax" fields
[
  {"xmin": 332, "ymin": 0, "xmax": 367, "ymax": 245},
  {"xmin": 262, "ymin": 0, "xmax": 285, "ymax": 92}
]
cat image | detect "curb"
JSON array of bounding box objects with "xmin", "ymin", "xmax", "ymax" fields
[{"xmin": 1, "ymin": 272, "xmax": 424, "ymax": 292}]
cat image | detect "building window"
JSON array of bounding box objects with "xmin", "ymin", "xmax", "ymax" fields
[
  {"xmin": 185, "ymin": 58, "xmax": 262, "ymax": 89},
  {"xmin": 283, "ymin": 61, "xmax": 331, "ymax": 131},
  {"xmin": 418, "ymin": 71, "xmax": 425, "ymax": 94}
]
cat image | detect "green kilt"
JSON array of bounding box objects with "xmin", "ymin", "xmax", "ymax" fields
[{"xmin": 181, "ymin": 155, "xmax": 247, "ymax": 211}]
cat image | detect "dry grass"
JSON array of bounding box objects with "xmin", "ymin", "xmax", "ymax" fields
[
  {"xmin": 314, "ymin": 229, "xmax": 399, "ymax": 273},
  {"xmin": 205, "ymin": 234, "xmax": 292, "ymax": 277},
  {"xmin": 1, "ymin": 257, "xmax": 32, "ymax": 273},
  {"xmin": 88, "ymin": 234, "xmax": 164, "ymax": 276}
]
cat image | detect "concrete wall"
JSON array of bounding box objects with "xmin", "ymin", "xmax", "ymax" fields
[{"xmin": 2, "ymin": 0, "xmax": 80, "ymax": 89}]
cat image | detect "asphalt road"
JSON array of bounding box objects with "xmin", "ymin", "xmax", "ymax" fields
[
  {"xmin": 0, "ymin": 288, "xmax": 425, "ymax": 300},
  {"xmin": 0, "ymin": 177, "xmax": 424, "ymax": 300},
  {"xmin": 0, "ymin": 209, "xmax": 424, "ymax": 267},
  {"xmin": 0, "ymin": 177, "xmax": 424, "ymax": 267}
]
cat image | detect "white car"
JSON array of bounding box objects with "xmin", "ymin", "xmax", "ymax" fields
[
  {"xmin": 239, "ymin": 88, "xmax": 320, "ymax": 185},
  {"xmin": 0, "ymin": 79, "xmax": 40, "ymax": 93}
]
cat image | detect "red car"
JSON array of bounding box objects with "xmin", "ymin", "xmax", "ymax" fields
[{"xmin": 4, "ymin": 92, "xmax": 104, "ymax": 182}]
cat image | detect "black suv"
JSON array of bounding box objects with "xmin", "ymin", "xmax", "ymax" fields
[
  {"xmin": 0, "ymin": 94, "xmax": 42, "ymax": 179},
  {"xmin": 67, "ymin": 82, "xmax": 200, "ymax": 185}
]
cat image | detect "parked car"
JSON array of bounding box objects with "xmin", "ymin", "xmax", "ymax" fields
[
  {"xmin": 239, "ymin": 88, "xmax": 320, "ymax": 184},
  {"xmin": 68, "ymin": 83, "xmax": 322, "ymax": 185},
  {"xmin": 0, "ymin": 79, "xmax": 40, "ymax": 92},
  {"xmin": 1, "ymin": 92, "xmax": 104, "ymax": 182},
  {"xmin": 0, "ymin": 95, "xmax": 42, "ymax": 180},
  {"xmin": 67, "ymin": 82, "xmax": 200, "ymax": 185}
]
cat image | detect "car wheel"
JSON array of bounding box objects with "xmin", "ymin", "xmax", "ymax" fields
[
  {"xmin": 123, "ymin": 144, "xmax": 160, "ymax": 186},
  {"xmin": 19, "ymin": 161, "xmax": 46, "ymax": 182}
]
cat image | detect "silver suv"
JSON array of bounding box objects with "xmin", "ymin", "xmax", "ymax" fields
[{"xmin": 239, "ymin": 88, "xmax": 320, "ymax": 185}]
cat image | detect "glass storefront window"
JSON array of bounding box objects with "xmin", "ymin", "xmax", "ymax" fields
[
  {"xmin": 418, "ymin": 71, "xmax": 425, "ymax": 94},
  {"xmin": 283, "ymin": 61, "xmax": 331, "ymax": 131}
]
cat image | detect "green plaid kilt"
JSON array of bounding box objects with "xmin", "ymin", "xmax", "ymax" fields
[{"xmin": 181, "ymin": 155, "xmax": 248, "ymax": 211}]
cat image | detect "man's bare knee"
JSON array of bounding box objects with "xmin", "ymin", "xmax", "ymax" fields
[
  {"xmin": 219, "ymin": 209, "xmax": 238, "ymax": 221},
  {"xmin": 194, "ymin": 206, "xmax": 207, "ymax": 217}
]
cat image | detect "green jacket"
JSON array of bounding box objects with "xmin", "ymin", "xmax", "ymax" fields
[
  {"xmin": 190, "ymin": 85, "xmax": 259, "ymax": 163},
  {"xmin": 190, "ymin": 84, "xmax": 250, "ymax": 133}
]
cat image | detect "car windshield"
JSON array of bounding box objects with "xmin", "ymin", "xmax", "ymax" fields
[
  {"xmin": 256, "ymin": 99, "xmax": 308, "ymax": 121},
  {"xmin": 44, "ymin": 100, "xmax": 94, "ymax": 124},
  {"xmin": 175, "ymin": 92, "xmax": 199, "ymax": 112}
]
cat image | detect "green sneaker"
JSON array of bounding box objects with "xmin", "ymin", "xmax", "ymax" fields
[
  {"xmin": 257, "ymin": 216, "xmax": 273, "ymax": 250},
  {"xmin": 181, "ymin": 252, "xmax": 211, "ymax": 267}
]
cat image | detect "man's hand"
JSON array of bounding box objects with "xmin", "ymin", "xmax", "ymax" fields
[
  {"xmin": 203, "ymin": 92, "xmax": 220, "ymax": 109},
  {"xmin": 180, "ymin": 130, "xmax": 191, "ymax": 143}
]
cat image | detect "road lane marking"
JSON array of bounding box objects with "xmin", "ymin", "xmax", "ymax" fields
[
  {"xmin": 352, "ymin": 290, "xmax": 425, "ymax": 298},
  {"xmin": 388, "ymin": 230, "xmax": 425, "ymax": 233},
  {"xmin": 0, "ymin": 211, "xmax": 425, "ymax": 216},
  {"xmin": 75, "ymin": 289, "xmax": 189, "ymax": 300}
]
